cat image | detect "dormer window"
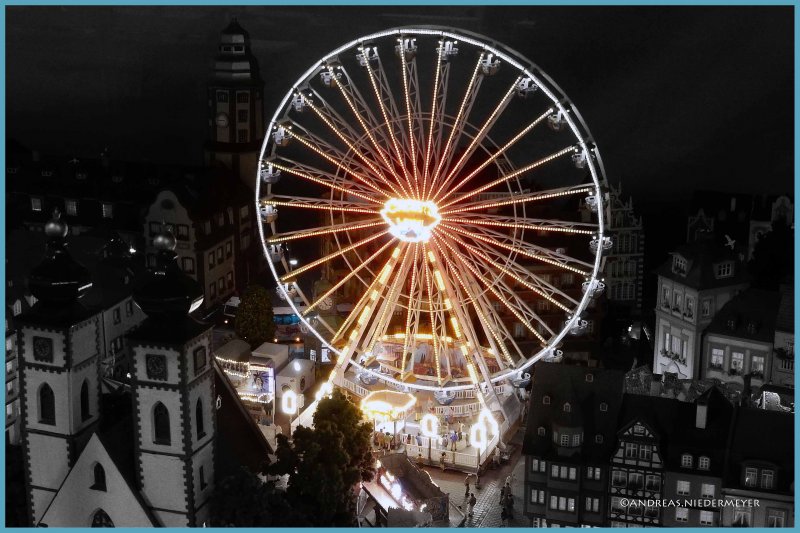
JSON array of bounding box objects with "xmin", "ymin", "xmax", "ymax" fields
[
  {"xmin": 599, "ymin": 402, "xmax": 608, "ymax": 412},
  {"xmin": 698, "ymin": 456, "xmax": 710, "ymax": 470},
  {"xmin": 563, "ymin": 402, "xmax": 571, "ymax": 413},
  {"xmin": 672, "ymin": 255, "xmax": 687, "ymax": 275},
  {"xmin": 746, "ymin": 322, "xmax": 757, "ymax": 335},
  {"xmin": 681, "ymin": 454, "xmax": 693, "ymax": 468},
  {"xmin": 715, "ymin": 262, "xmax": 733, "ymax": 278},
  {"xmin": 585, "ymin": 373, "xmax": 594, "ymax": 383},
  {"xmin": 543, "ymin": 395, "xmax": 550, "ymax": 405},
  {"xmin": 76, "ymin": 171, "xmax": 87, "ymax": 180},
  {"xmin": 595, "ymin": 434, "xmax": 603, "ymax": 444},
  {"xmin": 537, "ymin": 426, "xmax": 546, "ymax": 436}
]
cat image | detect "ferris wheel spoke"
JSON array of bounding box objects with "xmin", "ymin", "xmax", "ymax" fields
[
  {"xmin": 434, "ymin": 107, "xmax": 552, "ymax": 204},
  {"xmin": 299, "ymin": 92, "xmax": 401, "ymax": 191},
  {"xmin": 399, "ymin": 244, "xmax": 424, "ymax": 378},
  {"xmin": 273, "ymin": 155, "xmax": 385, "ymax": 200},
  {"xmin": 262, "ymin": 194, "xmax": 378, "ymax": 215},
  {"xmin": 269, "ymin": 160, "xmax": 384, "ymax": 204},
  {"xmin": 441, "ymin": 183, "xmax": 594, "ymax": 216},
  {"xmin": 443, "ymin": 214, "xmax": 598, "ymax": 235},
  {"xmin": 280, "ymin": 230, "xmax": 391, "ymax": 282},
  {"xmin": 421, "ymin": 244, "xmax": 446, "ymax": 385},
  {"xmin": 287, "ymin": 127, "xmax": 396, "ymax": 197},
  {"xmin": 332, "ymin": 244, "xmax": 406, "ymax": 345},
  {"xmin": 361, "ymin": 49, "xmax": 415, "ymax": 192},
  {"xmin": 330, "ymin": 66, "xmax": 407, "ymax": 187},
  {"xmin": 429, "ymin": 52, "xmax": 485, "ymax": 192},
  {"xmin": 267, "ymin": 218, "xmax": 384, "ymax": 244},
  {"xmin": 398, "ymin": 45, "xmax": 424, "ymax": 199},
  {"xmin": 435, "ymin": 234, "xmax": 555, "ymax": 342},
  {"xmin": 440, "ymin": 145, "xmax": 575, "ymax": 209},
  {"xmin": 422, "ymin": 42, "xmax": 447, "ymax": 198},
  {"xmin": 437, "ymin": 244, "xmax": 516, "ymax": 369},
  {"xmin": 434, "ymin": 76, "xmax": 521, "ymax": 200},
  {"xmin": 303, "ymin": 239, "xmax": 397, "ymax": 316}
]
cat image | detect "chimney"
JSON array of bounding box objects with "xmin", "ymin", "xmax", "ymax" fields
[{"xmin": 695, "ymin": 397, "xmax": 708, "ymax": 429}]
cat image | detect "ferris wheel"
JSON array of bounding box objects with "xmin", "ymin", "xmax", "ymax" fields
[{"xmin": 256, "ymin": 27, "xmax": 610, "ymax": 397}]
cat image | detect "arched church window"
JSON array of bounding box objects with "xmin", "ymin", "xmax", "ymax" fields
[
  {"xmin": 90, "ymin": 509, "xmax": 114, "ymax": 527},
  {"xmin": 153, "ymin": 402, "xmax": 170, "ymax": 445},
  {"xmin": 80, "ymin": 380, "xmax": 90, "ymax": 421},
  {"xmin": 196, "ymin": 399, "xmax": 205, "ymax": 439},
  {"xmin": 39, "ymin": 384, "xmax": 55, "ymax": 425},
  {"xmin": 91, "ymin": 463, "xmax": 106, "ymax": 491}
]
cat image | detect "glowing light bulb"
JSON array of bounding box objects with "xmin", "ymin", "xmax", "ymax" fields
[{"xmin": 380, "ymin": 198, "xmax": 441, "ymax": 243}]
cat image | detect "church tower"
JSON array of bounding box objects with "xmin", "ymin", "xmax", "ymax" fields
[
  {"xmin": 205, "ymin": 18, "xmax": 265, "ymax": 188},
  {"xmin": 18, "ymin": 211, "xmax": 102, "ymax": 523},
  {"xmin": 127, "ymin": 230, "xmax": 215, "ymax": 527}
]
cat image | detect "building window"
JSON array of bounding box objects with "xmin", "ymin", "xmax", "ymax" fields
[
  {"xmin": 732, "ymin": 508, "xmax": 752, "ymax": 527},
  {"xmin": 551, "ymin": 464, "xmax": 559, "ymax": 478},
  {"xmin": 216, "ymin": 91, "xmax": 228, "ymax": 102},
  {"xmin": 39, "ymin": 384, "xmax": 55, "ymax": 425},
  {"xmin": 241, "ymin": 232, "xmax": 251, "ymax": 249},
  {"xmin": 594, "ymin": 434, "xmax": 603, "ymax": 444},
  {"xmin": 237, "ymin": 129, "xmax": 248, "ymax": 143},
  {"xmin": 661, "ymin": 285, "xmax": 671, "ymax": 308},
  {"xmin": 236, "ymin": 92, "xmax": 249, "ymax": 103},
  {"xmin": 149, "ymin": 221, "xmax": 161, "ymax": 235},
  {"xmin": 240, "ymin": 205, "xmax": 249, "ymax": 219},
  {"xmin": 531, "ymin": 458, "xmax": 546, "ymax": 472},
  {"xmin": 611, "ymin": 470, "xmax": 626, "ymax": 487},
  {"xmin": 91, "ymin": 463, "xmax": 106, "ymax": 491},
  {"xmin": 91, "ymin": 509, "xmax": 114, "ymax": 528},
  {"xmin": 31, "ymin": 197, "xmax": 42, "ymax": 211},
  {"xmin": 112, "ymin": 307, "xmax": 121, "ymax": 325},
  {"xmin": 80, "ymin": 380, "xmax": 91, "ymax": 421},
  {"xmin": 675, "ymin": 507, "xmax": 688, "ymax": 523},
  {"xmin": 537, "ymin": 426, "xmax": 545, "ymax": 436},
  {"xmin": 208, "ymin": 252, "xmax": 215, "ymax": 269},
  {"xmin": 761, "ymin": 469, "xmax": 774, "ymax": 489},
  {"xmin": 701, "ymin": 299, "xmax": 712, "ymax": 317},
  {"xmin": 513, "ymin": 322, "xmax": 525, "ymax": 338},
  {"xmin": 673, "ymin": 256, "xmax": 687, "ymax": 275},
  {"xmin": 715, "ymin": 262, "xmax": 733, "ymax": 278},
  {"xmin": 698, "ymin": 510, "xmax": 713, "ymax": 526},
  {"xmin": 12, "ymin": 300, "xmax": 22, "ymax": 316},
  {"xmin": 194, "ymin": 346, "xmax": 206, "ymax": 374},
  {"xmin": 750, "ymin": 355, "xmax": 765, "ymax": 378},
  {"xmin": 225, "ymin": 241, "xmax": 233, "ymax": 258},
  {"xmin": 625, "ymin": 442, "xmax": 637, "ymax": 458},
  {"xmin": 710, "ymin": 348, "xmax": 724, "ymax": 370},
  {"xmin": 681, "ymin": 454, "xmax": 693, "ymax": 468},
  {"xmin": 542, "ymin": 395, "xmax": 550, "ymax": 405},
  {"xmin": 530, "ymin": 488, "xmax": 545, "ymax": 504},
  {"xmin": 599, "ymin": 402, "xmax": 608, "ymax": 412},
  {"xmin": 217, "ymin": 246, "xmax": 224, "ymax": 263},
  {"xmin": 585, "ymin": 373, "xmax": 594, "ymax": 383},
  {"xmin": 571, "ymin": 433, "xmax": 581, "ymax": 446},
  {"xmin": 65, "ymin": 199, "xmax": 77, "ymax": 216},
  {"xmin": 226, "ymin": 271, "xmax": 233, "ymax": 289},
  {"xmin": 204, "ymin": 220, "xmax": 211, "ymax": 234},
  {"xmin": 560, "ymin": 434, "xmax": 570, "ymax": 447},
  {"xmin": 700, "ymin": 483, "xmax": 715, "ymax": 498},
  {"xmin": 177, "ymin": 224, "xmax": 189, "ymax": 240},
  {"xmin": 628, "ymin": 472, "xmax": 643, "ymax": 490},
  {"xmin": 182, "ymin": 257, "xmax": 195, "ymax": 274},
  {"xmin": 645, "ymin": 474, "xmax": 661, "ymax": 491},
  {"xmin": 218, "ymin": 277, "xmax": 225, "ymax": 293},
  {"xmin": 153, "ymin": 402, "xmax": 171, "ymax": 445},
  {"xmin": 196, "ymin": 398, "xmax": 205, "ymax": 439},
  {"xmin": 730, "ymin": 352, "xmax": 744, "ymax": 375},
  {"xmin": 676, "ymin": 480, "xmax": 690, "ymax": 496},
  {"xmin": 766, "ymin": 509, "xmax": 786, "ymax": 528},
  {"xmin": 698, "ymin": 456, "xmax": 710, "ymax": 470},
  {"xmin": 639, "ymin": 444, "xmax": 652, "ymax": 461},
  {"xmin": 563, "ymin": 402, "xmax": 571, "ymax": 413},
  {"xmin": 610, "ymin": 497, "xmax": 624, "ymax": 514},
  {"xmin": 744, "ymin": 467, "xmax": 758, "ymax": 487},
  {"xmin": 237, "ymin": 109, "xmax": 248, "ymax": 123},
  {"xmin": 125, "ymin": 300, "xmax": 134, "ymax": 316},
  {"xmin": 200, "ymin": 465, "xmax": 208, "ymax": 490},
  {"xmin": 102, "ymin": 203, "xmax": 113, "ymax": 218},
  {"xmin": 209, "ymin": 282, "xmax": 216, "ymax": 299},
  {"xmin": 684, "ymin": 297, "xmax": 694, "ymax": 319}
]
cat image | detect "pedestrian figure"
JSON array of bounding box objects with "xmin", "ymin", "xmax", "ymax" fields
[
  {"xmin": 500, "ymin": 484, "xmax": 506, "ymax": 504},
  {"xmin": 500, "ymin": 507, "xmax": 508, "ymax": 528},
  {"xmin": 450, "ymin": 430, "xmax": 458, "ymax": 451},
  {"xmin": 417, "ymin": 453, "xmax": 424, "ymax": 468},
  {"xmin": 493, "ymin": 447, "xmax": 501, "ymax": 469},
  {"xmin": 468, "ymin": 492, "xmax": 477, "ymax": 517},
  {"xmin": 464, "ymin": 474, "xmax": 472, "ymax": 497},
  {"xmin": 439, "ymin": 451, "xmax": 447, "ymax": 471}
]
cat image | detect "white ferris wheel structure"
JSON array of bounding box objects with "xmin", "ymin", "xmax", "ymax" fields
[{"xmin": 256, "ymin": 27, "xmax": 611, "ymax": 419}]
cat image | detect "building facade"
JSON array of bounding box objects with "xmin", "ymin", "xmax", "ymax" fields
[{"xmin": 603, "ymin": 182, "xmax": 645, "ymax": 318}]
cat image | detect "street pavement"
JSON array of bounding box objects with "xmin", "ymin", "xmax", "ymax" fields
[{"xmin": 420, "ymin": 426, "xmax": 531, "ymax": 528}]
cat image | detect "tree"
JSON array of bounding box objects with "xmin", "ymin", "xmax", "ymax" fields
[
  {"xmin": 209, "ymin": 466, "xmax": 309, "ymax": 527},
  {"xmin": 748, "ymin": 222, "xmax": 793, "ymax": 290},
  {"xmin": 235, "ymin": 284, "xmax": 275, "ymax": 347},
  {"xmin": 268, "ymin": 390, "xmax": 375, "ymax": 526}
]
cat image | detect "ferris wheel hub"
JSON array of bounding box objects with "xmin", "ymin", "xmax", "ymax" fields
[{"xmin": 380, "ymin": 198, "xmax": 441, "ymax": 243}]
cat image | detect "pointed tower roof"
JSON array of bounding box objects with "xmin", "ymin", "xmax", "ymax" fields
[{"xmin": 212, "ymin": 17, "xmax": 261, "ymax": 86}]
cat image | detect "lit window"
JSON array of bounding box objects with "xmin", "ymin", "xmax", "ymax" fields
[
  {"xmin": 611, "ymin": 470, "xmax": 626, "ymax": 487},
  {"xmin": 701, "ymin": 299, "xmax": 712, "ymax": 317},
  {"xmin": 761, "ymin": 470, "xmax": 774, "ymax": 489},
  {"xmin": 542, "ymin": 395, "xmax": 550, "ymax": 405},
  {"xmin": 594, "ymin": 434, "xmax": 603, "ymax": 444},
  {"xmin": 744, "ymin": 467, "xmax": 758, "ymax": 487},
  {"xmin": 599, "ymin": 402, "xmax": 608, "ymax": 412},
  {"xmin": 537, "ymin": 426, "xmax": 545, "ymax": 436},
  {"xmin": 750, "ymin": 356, "xmax": 765, "ymax": 377},
  {"xmin": 699, "ymin": 510, "xmax": 713, "ymax": 526},
  {"xmin": 731, "ymin": 352, "xmax": 744, "ymax": 374},
  {"xmin": 182, "ymin": 257, "xmax": 195, "ymax": 274},
  {"xmin": 563, "ymin": 402, "xmax": 571, "ymax": 413},
  {"xmin": 715, "ymin": 262, "xmax": 733, "ymax": 278},
  {"xmin": 639, "ymin": 444, "xmax": 652, "ymax": 461},
  {"xmin": 676, "ymin": 480, "xmax": 690, "ymax": 496},
  {"xmin": 701, "ymin": 483, "xmax": 715, "ymax": 498},
  {"xmin": 673, "ymin": 256, "xmax": 687, "ymax": 275},
  {"xmin": 571, "ymin": 434, "xmax": 581, "ymax": 446},
  {"xmin": 733, "ymin": 508, "xmax": 751, "ymax": 527},
  {"xmin": 226, "ymin": 241, "xmax": 232, "ymax": 257},
  {"xmin": 560, "ymin": 434, "xmax": 569, "ymax": 447},
  {"xmin": 681, "ymin": 454, "xmax": 693, "ymax": 468},
  {"xmin": 675, "ymin": 507, "xmax": 688, "ymax": 522},
  {"xmin": 710, "ymin": 348, "xmax": 724, "ymax": 370},
  {"xmin": 102, "ymin": 203, "xmax": 113, "ymax": 218},
  {"xmin": 698, "ymin": 456, "xmax": 710, "ymax": 470},
  {"xmin": 646, "ymin": 474, "xmax": 661, "ymax": 491},
  {"xmin": 31, "ymin": 197, "xmax": 42, "ymax": 212},
  {"xmin": 766, "ymin": 509, "xmax": 785, "ymax": 528},
  {"xmin": 65, "ymin": 200, "xmax": 77, "ymax": 216},
  {"xmin": 628, "ymin": 472, "xmax": 643, "ymax": 489},
  {"xmin": 625, "ymin": 442, "xmax": 638, "ymax": 458}
]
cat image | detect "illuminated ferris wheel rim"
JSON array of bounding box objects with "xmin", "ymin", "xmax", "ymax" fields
[{"xmin": 256, "ymin": 26, "xmax": 609, "ymax": 393}]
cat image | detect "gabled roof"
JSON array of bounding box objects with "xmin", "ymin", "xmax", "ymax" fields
[
  {"xmin": 522, "ymin": 363, "xmax": 625, "ymax": 462},
  {"xmin": 656, "ymin": 237, "xmax": 748, "ymax": 290},
  {"xmin": 705, "ymin": 288, "xmax": 780, "ymax": 343}
]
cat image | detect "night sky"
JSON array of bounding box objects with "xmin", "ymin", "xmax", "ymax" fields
[{"xmin": 6, "ymin": 5, "xmax": 793, "ymax": 217}]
